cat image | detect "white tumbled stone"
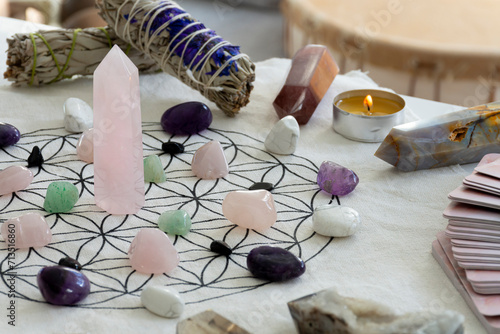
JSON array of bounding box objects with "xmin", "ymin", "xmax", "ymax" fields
[
  {"xmin": 312, "ymin": 204, "xmax": 360, "ymax": 237},
  {"xmin": 63, "ymin": 98, "xmax": 93, "ymax": 133},
  {"xmin": 141, "ymin": 285, "xmax": 184, "ymax": 318},
  {"xmin": 265, "ymin": 115, "xmax": 300, "ymax": 155}
]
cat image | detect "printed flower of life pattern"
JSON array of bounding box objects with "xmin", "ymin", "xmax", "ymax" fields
[{"xmin": 0, "ymin": 123, "xmax": 335, "ymax": 308}]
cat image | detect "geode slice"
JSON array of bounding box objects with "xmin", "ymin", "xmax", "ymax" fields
[{"xmin": 287, "ymin": 288, "xmax": 464, "ymax": 334}]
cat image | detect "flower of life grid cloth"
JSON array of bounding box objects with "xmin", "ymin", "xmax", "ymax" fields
[{"xmin": 0, "ymin": 123, "xmax": 335, "ymax": 309}]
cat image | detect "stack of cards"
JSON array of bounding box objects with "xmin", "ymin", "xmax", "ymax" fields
[{"xmin": 433, "ymin": 154, "xmax": 500, "ymax": 333}]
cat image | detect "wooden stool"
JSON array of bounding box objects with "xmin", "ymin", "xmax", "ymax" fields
[{"xmin": 282, "ymin": 0, "xmax": 500, "ymax": 106}]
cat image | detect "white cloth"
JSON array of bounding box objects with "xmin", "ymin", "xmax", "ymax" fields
[{"xmin": 0, "ymin": 18, "xmax": 483, "ymax": 334}]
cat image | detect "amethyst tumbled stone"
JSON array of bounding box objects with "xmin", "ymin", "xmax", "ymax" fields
[
  {"xmin": 37, "ymin": 266, "xmax": 90, "ymax": 305},
  {"xmin": 161, "ymin": 102, "xmax": 212, "ymax": 135},
  {"xmin": 317, "ymin": 161, "xmax": 359, "ymax": 196},
  {"xmin": 247, "ymin": 246, "xmax": 305, "ymax": 282},
  {"xmin": 0, "ymin": 122, "xmax": 20, "ymax": 147}
]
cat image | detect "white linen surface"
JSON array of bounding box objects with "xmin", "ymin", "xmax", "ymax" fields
[{"xmin": 0, "ymin": 17, "xmax": 482, "ymax": 334}]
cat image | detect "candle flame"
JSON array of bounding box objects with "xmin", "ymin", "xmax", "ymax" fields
[{"xmin": 363, "ymin": 95, "xmax": 373, "ymax": 112}]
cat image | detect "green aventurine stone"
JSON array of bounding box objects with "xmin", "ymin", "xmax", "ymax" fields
[
  {"xmin": 144, "ymin": 155, "xmax": 167, "ymax": 183},
  {"xmin": 158, "ymin": 210, "xmax": 191, "ymax": 236},
  {"xmin": 43, "ymin": 181, "xmax": 79, "ymax": 213}
]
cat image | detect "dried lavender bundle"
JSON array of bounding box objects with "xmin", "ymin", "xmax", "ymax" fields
[
  {"xmin": 4, "ymin": 26, "xmax": 159, "ymax": 86},
  {"xmin": 96, "ymin": 0, "xmax": 255, "ymax": 116}
]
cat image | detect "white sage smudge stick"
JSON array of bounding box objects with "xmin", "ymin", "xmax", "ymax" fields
[
  {"xmin": 96, "ymin": 0, "xmax": 255, "ymax": 116},
  {"xmin": 4, "ymin": 26, "xmax": 159, "ymax": 86}
]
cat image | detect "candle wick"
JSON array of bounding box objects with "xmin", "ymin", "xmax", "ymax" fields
[{"xmin": 367, "ymin": 105, "xmax": 371, "ymax": 112}]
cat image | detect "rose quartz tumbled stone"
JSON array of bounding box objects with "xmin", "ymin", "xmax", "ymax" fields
[
  {"xmin": 191, "ymin": 141, "xmax": 228, "ymax": 179},
  {"xmin": 1, "ymin": 213, "xmax": 52, "ymax": 249},
  {"xmin": 76, "ymin": 128, "xmax": 94, "ymax": 163},
  {"xmin": 222, "ymin": 190, "xmax": 277, "ymax": 232},
  {"xmin": 0, "ymin": 165, "xmax": 34, "ymax": 196},
  {"xmin": 128, "ymin": 229, "xmax": 179, "ymax": 275}
]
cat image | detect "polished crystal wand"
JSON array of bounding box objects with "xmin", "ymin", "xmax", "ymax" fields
[
  {"xmin": 93, "ymin": 45, "xmax": 145, "ymax": 214},
  {"xmin": 375, "ymin": 102, "xmax": 500, "ymax": 171}
]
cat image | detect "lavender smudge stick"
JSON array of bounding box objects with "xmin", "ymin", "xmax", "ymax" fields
[{"xmin": 96, "ymin": 0, "xmax": 255, "ymax": 116}]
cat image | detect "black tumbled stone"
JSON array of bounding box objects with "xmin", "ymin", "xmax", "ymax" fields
[
  {"xmin": 210, "ymin": 240, "xmax": 232, "ymax": 256},
  {"xmin": 249, "ymin": 182, "xmax": 274, "ymax": 191},
  {"xmin": 162, "ymin": 141, "xmax": 185, "ymax": 154},
  {"xmin": 27, "ymin": 146, "xmax": 44, "ymax": 167},
  {"xmin": 58, "ymin": 256, "xmax": 82, "ymax": 271}
]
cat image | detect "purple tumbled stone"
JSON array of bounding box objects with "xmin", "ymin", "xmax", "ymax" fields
[
  {"xmin": 37, "ymin": 265, "xmax": 90, "ymax": 305},
  {"xmin": 317, "ymin": 161, "xmax": 359, "ymax": 196},
  {"xmin": 247, "ymin": 246, "xmax": 305, "ymax": 282},
  {"xmin": 161, "ymin": 102, "xmax": 212, "ymax": 135},
  {"xmin": 0, "ymin": 122, "xmax": 20, "ymax": 147}
]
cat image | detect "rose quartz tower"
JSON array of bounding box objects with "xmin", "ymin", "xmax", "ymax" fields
[{"xmin": 93, "ymin": 45, "xmax": 144, "ymax": 214}]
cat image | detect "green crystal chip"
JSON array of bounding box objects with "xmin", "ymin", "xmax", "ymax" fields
[
  {"xmin": 144, "ymin": 155, "xmax": 167, "ymax": 183},
  {"xmin": 158, "ymin": 210, "xmax": 192, "ymax": 236},
  {"xmin": 43, "ymin": 181, "xmax": 79, "ymax": 213}
]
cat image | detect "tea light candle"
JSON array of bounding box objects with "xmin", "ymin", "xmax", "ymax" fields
[{"xmin": 333, "ymin": 89, "xmax": 405, "ymax": 142}]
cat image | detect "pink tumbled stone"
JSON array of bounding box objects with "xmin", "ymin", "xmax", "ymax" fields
[
  {"xmin": 0, "ymin": 165, "xmax": 34, "ymax": 196},
  {"xmin": 76, "ymin": 128, "xmax": 94, "ymax": 163},
  {"xmin": 1, "ymin": 213, "xmax": 52, "ymax": 249},
  {"xmin": 128, "ymin": 229, "xmax": 179, "ymax": 275},
  {"xmin": 222, "ymin": 190, "xmax": 277, "ymax": 232},
  {"xmin": 191, "ymin": 141, "xmax": 228, "ymax": 179}
]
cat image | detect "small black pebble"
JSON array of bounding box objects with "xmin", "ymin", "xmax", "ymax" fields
[
  {"xmin": 162, "ymin": 141, "xmax": 185, "ymax": 154},
  {"xmin": 210, "ymin": 240, "xmax": 232, "ymax": 256},
  {"xmin": 249, "ymin": 182, "xmax": 274, "ymax": 191},
  {"xmin": 27, "ymin": 146, "xmax": 44, "ymax": 167},
  {"xmin": 58, "ymin": 256, "xmax": 82, "ymax": 271}
]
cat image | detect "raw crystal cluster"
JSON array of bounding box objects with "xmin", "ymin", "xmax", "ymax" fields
[
  {"xmin": 93, "ymin": 45, "xmax": 144, "ymax": 215},
  {"xmin": 177, "ymin": 310, "xmax": 251, "ymax": 334},
  {"xmin": 375, "ymin": 102, "xmax": 500, "ymax": 171},
  {"xmin": 273, "ymin": 45, "xmax": 339, "ymax": 125},
  {"xmin": 288, "ymin": 288, "xmax": 464, "ymax": 334}
]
